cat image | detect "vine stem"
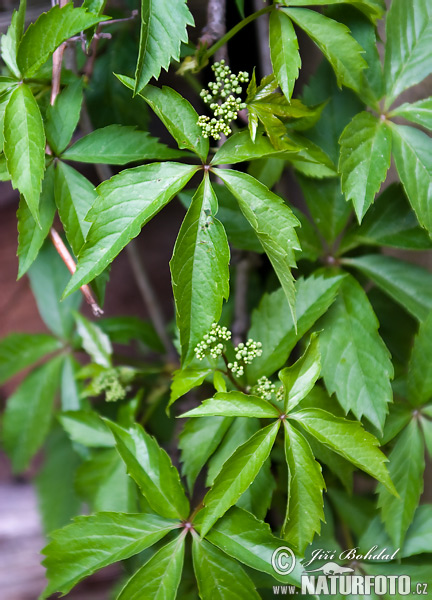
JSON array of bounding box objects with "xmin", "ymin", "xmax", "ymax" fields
[
  {"xmin": 203, "ymin": 5, "xmax": 274, "ymax": 62},
  {"xmin": 48, "ymin": 0, "xmax": 103, "ymax": 317}
]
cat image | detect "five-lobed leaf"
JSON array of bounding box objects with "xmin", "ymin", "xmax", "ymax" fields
[
  {"xmin": 192, "ymin": 536, "xmax": 260, "ymax": 600},
  {"xmin": 269, "ymin": 10, "xmax": 301, "ymax": 102},
  {"xmin": 17, "ymin": 4, "xmax": 105, "ymax": 78},
  {"xmin": 41, "ymin": 512, "xmax": 179, "ymax": 598},
  {"xmin": 199, "ymin": 421, "xmax": 280, "ymax": 537},
  {"xmin": 319, "ymin": 275, "xmax": 393, "ymax": 431},
  {"xmin": 377, "ymin": 419, "xmax": 425, "ymax": 548},
  {"xmin": 62, "ymin": 124, "xmax": 184, "ymax": 164},
  {"xmin": 117, "ymin": 534, "xmax": 185, "ymax": 600},
  {"xmin": 4, "ymin": 84, "xmax": 45, "ymax": 223},
  {"xmin": 3, "ymin": 356, "xmax": 63, "ymax": 473},
  {"xmin": 291, "ymin": 407, "xmax": 397, "ymax": 494},
  {"xmin": 180, "ymin": 391, "xmax": 280, "ymax": 419},
  {"xmin": 171, "ymin": 176, "xmax": 230, "ymax": 365},
  {"xmin": 282, "ymin": 421, "xmax": 325, "ymax": 553},
  {"xmin": 63, "ymin": 162, "xmax": 198, "ymax": 296},
  {"xmin": 134, "ymin": 0, "xmax": 194, "ymax": 94},
  {"xmin": 339, "ymin": 112, "xmax": 392, "ymax": 222},
  {"xmin": 106, "ymin": 420, "xmax": 190, "ymax": 520},
  {"xmin": 281, "ymin": 7, "xmax": 367, "ymax": 93},
  {"xmin": 215, "ymin": 168, "xmax": 300, "ymax": 321}
]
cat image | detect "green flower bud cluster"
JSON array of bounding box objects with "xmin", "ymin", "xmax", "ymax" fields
[
  {"xmin": 251, "ymin": 376, "xmax": 276, "ymax": 400},
  {"xmin": 92, "ymin": 367, "xmax": 135, "ymax": 403},
  {"xmin": 276, "ymin": 385, "xmax": 285, "ymax": 403},
  {"xmin": 195, "ymin": 322, "xmax": 232, "ymax": 360},
  {"xmin": 228, "ymin": 339, "xmax": 263, "ymax": 378},
  {"xmin": 198, "ymin": 60, "xmax": 249, "ymax": 140}
]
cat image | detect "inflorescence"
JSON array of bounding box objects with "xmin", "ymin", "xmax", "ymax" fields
[
  {"xmin": 251, "ymin": 376, "xmax": 276, "ymax": 400},
  {"xmin": 194, "ymin": 323, "xmax": 232, "ymax": 360},
  {"xmin": 228, "ymin": 339, "xmax": 262, "ymax": 377},
  {"xmin": 198, "ymin": 60, "xmax": 249, "ymax": 140}
]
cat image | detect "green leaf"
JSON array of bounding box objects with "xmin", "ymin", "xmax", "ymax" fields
[
  {"xmin": 236, "ymin": 458, "xmax": 275, "ymax": 520},
  {"xmin": 28, "ymin": 241, "xmax": 81, "ymax": 339},
  {"xmin": 54, "ymin": 162, "xmax": 97, "ymax": 256},
  {"xmin": 384, "ymin": 0, "xmax": 432, "ymax": 108},
  {"xmin": 1, "ymin": 0, "xmax": 27, "ymax": 77},
  {"xmin": 41, "ymin": 512, "xmax": 179, "ymax": 599},
  {"xmin": 17, "ymin": 4, "xmax": 105, "ymax": 78},
  {"xmin": 179, "ymin": 416, "xmax": 233, "ymax": 492},
  {"xmin": 215, "ymin": 169, "xmax": 300, "ymax": 320},
  {"xmin": 106, "ymin": 420, "xmax": 190, "ymax": 520},
  {"xmin": 402, "ymin": 504, "xmax": 432, "ymax": 557},
  {"xmin": 391, "ymin": 124, "xmax": 432, "ymax": 235},
  {"xmin": 343, "ymin": 254, "xmax": 432, "ymax": 321},
  {"xmin": 377, "ymin": 419, "xmax": 425, "ymax": 547},
  {"xmin": 59, "ymin": 410, "xmax": 114, "ymax": 448},
  {"xmin": 279, "ymin": 0, "xmax": 385, "ymax": 23},
  {"xmin": 407, "ymin": 312, "xmax": 432, "ymax": 406},
  {"xmin": 0, "ymin": 332, "xmax": 61, "ymax": 385},
  {"xmin": 134, "ymin": 0, "xmax": 194, "ymax": 94},
  {"xmin": 2, "ymin": 356, "xmax": 63, "ymax": 473},
  {"xmin": 62, "ymin": 124, "xmax": 184, "ymax": 164},
  {"xmin": 192, "ymin": 537, "xmax": 260, "ymax": 600},
  {"xmin": 390, "ymin": 98, "xmax": 432, "ymax": 131},
  {"xmin": 17, "ymin": 164, "xmax": 56, "ymax": 278},
  {"xmin": 248, "ymin": 271, "xmax": 345, "ymax": 381},
  {"xmin": 339, "ymin": 183, "xmax": 432, "ymax": 253},
  {"xmin": 180, "ymin": 391, "xmax": 280, "ymax": 419},
  {"xmin": 171, "ymin": 177, "xmax": 229, "ymax": 365},
  {"xmin": 281, "ymin": 7, "xmax": 367, "ymax": 93},
  {"xmin": 269, "ymin": 10, "xmax": 301, "ymax": 102},
  {"xmin": 35, "ymin": 427, "xmax": 81, "ymax": 534},
  {"xmin": 319, "ymin": 275, "xmax": 393, "ymax": 431},
  {"xmin": 206, "ymin": 507, "xmax": 302, "ymax": 586},
  {"xmin": 169, "ymin": 367, "xmax": 213, "ymax": 410},
  {"xmin": 46, "ymin": 80, "xmax": 83, "ymax": 155},
  {"xmin": 211, "ymin": 129, "xmax": 300, "ymax": 166},
  {"xmin": 199, "ymin": 421, "xmax": 280, "ymax": 537},
  {"xmin": 117, "ymin": 534, "xmax": 185, "ymax": 600},
  {"xmin": 296, "ymin": 175, "xmax": 351, "ymax": 245},
  {"xmin": 63, "ymin": 162, "xmax": 197, "ymax": 296},
  {"xmin": 4, "ymin": 84, "xmax": 45, "ymax": 223},
  {"xmin": 75, "ymin": 313, "xmax": 112, "ymax": 367},
  {"xmin": 60, "ymin": 356, "xmax": 82, "ymax": 411},
  {"xmin": 291, "ymin": 408, "xmax": 397, "ymax": 494},
  {"xmin": 279, "ymin": 333, "xmax": 321, "ymax": 413},
  {"xmin": 339, "ymin": 112, "xmax": 392, "ymax": 221},
  {"xmin": 98, "ymin": 316, "xmax": 164, "ymax": 352},
  {"xmin": 282, "ymin": 421, "xmax": 325, "ymax": 553},
  {"xmin": 75, "ymin": 448, "xmax": 136, "ymax": 513}
]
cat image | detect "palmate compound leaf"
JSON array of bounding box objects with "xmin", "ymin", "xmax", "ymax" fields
[
  {"xmin": 339, "ymin": 112, "xmax": 392, "ymax": 222},
  {"xmin": 16, "ymin": 4, "xmax": 105, "ymax": 78},
  {"xmin": 117, "ymin": 533, "xmax": 185, "ymax": 600},
  {"xmin": 319, "ymin": 275, "xmax": 394, "ymax": 432},
  {"xmin": 215, "ymin": 169, "xmax": 300, "ymax": 322},
  {"xmin": 40, "ymin": 512, "xmax": 180, "ymax": 599},
  {"xmin": 377, "ymin": 419, "xmax": 425, "ymax": 548},
  {"xmin": 279, "ymin": 333, "xmax": 321, "ymax": 413},
  {"xmin": 384, "ymin": 0, "xmax": 432, "ymax": 109},
  {"xmin": 105, "ymin": 420, "xmax": 190, "ymax": 520},
  {"xmin": 199, "ymin": 420, "xmax": 280, "ymax": 537},
  {"xmin": 205, "ymin": 506, "xmax": 303, "ymax": 586},
  {"xmin": 171, "ymin": 176, "xmax": 230, "ymax": 366},
  {"xmin": 63, "ymin": 162, "xmax": 198, "ymax": 296},
  {"xmin": 4, "ymin": 84, "xmax": 45, "ymax": 223},
  {"xmin": 282, "ymin": 421, "xmax": 325, "ymax": 554},
  {"xmin": 269, "ymin": 10, "xmax": 301, "ymax": 102},
  {"xmin": 278, "ymin": 0, "xmax": 385, "ymax": 24},
  {"xmin": 2, "ymin": 356, "xmax": 64, "ymax": 473},
  {"xmin": 247, "ymin": 271, "xmax": 345, "ymax": 382},
  {"xmin": 117, "ymin": 76, "xmax": 209, "ymax": 162},
  {"xmin": 290, "ymin": 408, "xmax": 397, "ymax": 494},
  {"xmin": 280, "ymin": 7, "xmax": 367, "ymax": 94},
  {"xmin": 134, "ymin": 0, "xmax": 194, "ymax": 94},
  {"xmin": 407, "ymin": 312, "xmax": 432, "ymax": 406},
  {"xmin": 192, "ymin": 536, "xmax": 260, "ymax": 600},
  {"xmin": 390, "ymin": 124, "xmax": 432, "ymax": 235}
]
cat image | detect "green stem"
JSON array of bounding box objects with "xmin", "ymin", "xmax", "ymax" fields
[{"xmin": 204, "ymin": 5, "xmax": 274, "ymax": 62}]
